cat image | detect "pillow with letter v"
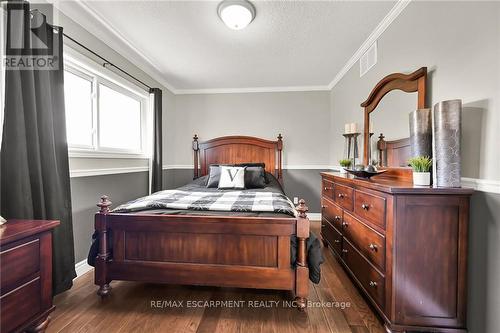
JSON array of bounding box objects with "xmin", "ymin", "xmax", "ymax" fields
[{"xmin": 218, "ymin": 166, "xmax": 246, "ymax": 189}]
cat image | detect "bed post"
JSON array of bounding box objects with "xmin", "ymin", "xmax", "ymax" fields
[
  {"xmin": 95, "ymin": 195, "xmax": 112, "ymax": 298},
  {"xmin": 377, "ymin": 133, "xmax": 386, "ymax": 167},
  {"xmin": 294, "ymin": 199, "xmax": 310, "ymax": 310},
  {"xmin": 277, "ymin": 134, "xmax": 283, "ymax": 183},
  {"xmin": 193, "ymin": 134, "xmax": 199, "ymax": 179}
]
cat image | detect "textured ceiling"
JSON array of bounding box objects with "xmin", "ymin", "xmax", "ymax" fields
[{"xmin": 59, "ymin": 1, "xmax": 396, "ymax": 91}]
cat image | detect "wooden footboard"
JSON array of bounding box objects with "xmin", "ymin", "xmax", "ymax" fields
[{"xmin": 94, "ymin": 196, "xmax": 310, "ymax": 308}]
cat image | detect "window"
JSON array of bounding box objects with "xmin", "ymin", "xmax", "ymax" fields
[
  {"xmin": 63, "ymin": 54, "xmax": 149, "ymax": 157},
  {"xmin": 64, "ymin": 69, "xmax": 93, "ymax": 148}
]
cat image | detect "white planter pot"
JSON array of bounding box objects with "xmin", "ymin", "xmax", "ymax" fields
[
  {"xmin": 413, "ymin": 172, "xmax": 431, "ymax": 186},
  {"xmin": 340, "ymin": 168, "xmax": 348, "ymax": 174}
]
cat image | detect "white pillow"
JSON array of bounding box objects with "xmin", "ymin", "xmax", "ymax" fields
[{"xmin": 218, "ymin": 166, "xmax": 245, "ymax": 189}]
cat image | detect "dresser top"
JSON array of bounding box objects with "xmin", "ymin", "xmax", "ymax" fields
[
  {"xmin": 0, "ymin": 219, "xmax": 60, "ymax": 245},
  {"xmin": 321, "ymin": 171, "xmax": 474, "ymax": 195}
]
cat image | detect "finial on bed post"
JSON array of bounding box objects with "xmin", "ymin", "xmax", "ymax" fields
[
  {"xmin": 277, "ymin": 134, "xmax": 283, "ymax": 182},
  {"xmin": 193, "ymin": 134, "xmax": 200, "ymax": 179},
  {"xmin": 97, "ymin": 195, "xmax": 112, "ymax": 214},
  {"xmin": 296, "ymin": 199, "xmax": 308, "ymax": 218},
  {"xmin": 377, "ymin": 133, "xmax": 386, "ymax": 167}
]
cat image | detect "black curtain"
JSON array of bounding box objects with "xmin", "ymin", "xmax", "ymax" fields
[
  {"xmin": 150, "ymin": 88, "xmax": 162, "ymax": 193},
  {"xmin": 1, "ymin": 2, "xmax": 76, "ymax": 294}
]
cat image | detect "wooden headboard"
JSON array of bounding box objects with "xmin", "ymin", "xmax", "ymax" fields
[
  {"xmin": 192, "ymin": 134, "xmax": 283, "ymax": 182},
  {"xmin": 376, "ymin": 134, "xmax": 411, "ymax": 168}
]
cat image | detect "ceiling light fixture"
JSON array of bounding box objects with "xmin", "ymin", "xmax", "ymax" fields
[{"xmin": 217, "ymin": 0, "xmax": 256, "ymax": 30}]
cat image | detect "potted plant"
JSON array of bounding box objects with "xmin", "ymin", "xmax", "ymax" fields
[
  {"xmin": 408, "ymin": 156, "xmax": 432, "ymax": 186},
  {"xmin": 339, "ymin": 159, "xmax": 352, "ymax": 174}
]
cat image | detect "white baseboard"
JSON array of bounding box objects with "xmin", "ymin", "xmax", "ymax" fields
[
  {"xmin": 307, "ymin": 213, "xmax": 321, "ymax": 221},
  {"xmin": 74, "ymin": 259, "xmax": 93, "ymax": 280}
]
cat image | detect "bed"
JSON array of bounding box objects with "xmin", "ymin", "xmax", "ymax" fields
[{"xmin": 92, "ymin": 135, "xmax": 312, "ymax": 309}]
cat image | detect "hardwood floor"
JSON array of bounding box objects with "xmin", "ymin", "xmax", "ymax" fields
[{"xmin": 50, "ymin": 222, "xmax": 384, "ymax": 333}]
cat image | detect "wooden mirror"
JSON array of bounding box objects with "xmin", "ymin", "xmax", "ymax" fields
[{"xmin": 360, "ymin": 67, "xmax": 427, "ymax": 169}]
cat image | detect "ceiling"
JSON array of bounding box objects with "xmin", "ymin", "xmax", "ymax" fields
[{"xmin": 56, "ymin": 1, "xmax": 398, "ymax": 93}]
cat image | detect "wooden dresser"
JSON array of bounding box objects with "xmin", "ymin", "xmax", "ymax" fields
[
  {"xmin": 320, "ymin": 172, "xmax": 473, "ymax": 333},
  {"xmin": 0, "ymin": 219, "xmax": 59, "ymax": 333}
]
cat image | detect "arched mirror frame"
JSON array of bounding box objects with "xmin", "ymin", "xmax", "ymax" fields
[{"xmin": 360, "ymin": 67, "xmax": 428, "ymax": 168}]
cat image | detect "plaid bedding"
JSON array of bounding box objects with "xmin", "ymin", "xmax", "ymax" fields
[{"xmin": 113, "ymin": 189, "xmax": 297, "ymax": 217}]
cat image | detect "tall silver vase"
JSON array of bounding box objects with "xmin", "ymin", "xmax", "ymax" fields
[
  {"xmin": 409, "ymin": 108, "xmax": 432, "ymax": 158},
  {"xmin": 432, "ymin": 100, "xmax": 462, "ymax": 187}
]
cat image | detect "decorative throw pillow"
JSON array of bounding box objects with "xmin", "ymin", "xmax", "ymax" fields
[
  {"xmin": 235, "ymin": 163, "xmax": 269, "ymax": 183},
  {"xmin": 218, "ymin": 166, "xmax": 246, "ymax": 189},
  {"xmin": 244, "ymin": 166, "xmax": 266, "ymax": 188},
  {"xmin": 206, "ymin": 165, "xmax": 221, "ymax": 188}
]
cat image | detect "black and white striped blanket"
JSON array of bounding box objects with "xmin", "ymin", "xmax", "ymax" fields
[{"xmin": 112, "ymin": 189, "xmax": 297, "ymax": 217}]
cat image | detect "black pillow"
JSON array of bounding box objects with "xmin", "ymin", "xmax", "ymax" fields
[
  {"xmin": 244, "ymin": 166, "xmax": 266, "ymax": 188},
  {"xmin": 234, "ymin": 163, "xmax": 269, "ymax": 183},
  {"xmin": 206, "ymin": 165, "xmax": 221, "ymax": 188}
]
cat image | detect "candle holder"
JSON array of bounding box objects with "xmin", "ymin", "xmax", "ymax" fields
[{"xmin": 342, "ymin": 133, "xmax": 360, "ymax": 166}]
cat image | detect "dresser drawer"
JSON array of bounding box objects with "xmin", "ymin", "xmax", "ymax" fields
[
  {"xmin": 334, "ymin": 183, "xmax": 354, "ymax": 211},
  {"xmin": 0, "ymin": 277, "xmax": 41, "ymax": 333},
  {"xmin": 321, "ymin": 219, "xmax": 342, "ymax": 256},
  {"xmin": 354, "ymin": 190, "xmax": 386, "ymax": 229},
  {"xmin": 343, "ymin": 240, "xmax": 385, "ymax": 310},
  {"xmin": 343, "ymin": 213, "xmax": 385, "ymax": 271},
  {"xmin": 1, "ymin": 238, "xmax": 40, "ymax": 290},
  {"xmin": 321, "ymin": 198, "xmax": 343, "ymax": 231},
  {"xmin": 322, "ymin": 180, "xmax": 334, "ymax": 199}
]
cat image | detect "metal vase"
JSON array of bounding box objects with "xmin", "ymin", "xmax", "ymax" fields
[
  {"xmin": 432, "ymin": 100, "xmax": 462, "ymax": 187},
  {"xmin": 409, "ymin": 108, "xmax": 432, "ymax": 158}
]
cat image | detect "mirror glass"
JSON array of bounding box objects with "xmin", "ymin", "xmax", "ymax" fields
[{"xmin": 368, "ymin": 91, "xmax": 416, "ymax": 167}]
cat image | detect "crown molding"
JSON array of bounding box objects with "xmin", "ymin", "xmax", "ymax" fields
[
  {"xmin": 57, "ymin": 0, "xmax": 410, "ymax": 95},
  {"xmin": 175, "ymin": 85, "xmax": 331, "ymax": 95},
  {"xmin": 55, "ymin": 0, "xmax": 178, "ymax": 93},
  {"xmin": 327, "ymin": 0, "xmax": 412, "ymax": 90}
]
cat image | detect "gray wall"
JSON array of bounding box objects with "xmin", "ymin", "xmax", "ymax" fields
[
  {"xmin": 329, "ymin": 2, "xmax": 500, "ymax": 332},
  {"xmin": 70, "ymin": 172, "xmax": 148, "ymax": 262},
  {"xmin": 167, "ymin": 91, "xmax": 331, "ymax": 166},
  {"xmin": 468, "ymin": 192, "xmax": 500, "ymax": 333}
]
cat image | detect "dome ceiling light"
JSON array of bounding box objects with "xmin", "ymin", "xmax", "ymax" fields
[{"xmin": 217, "ymin": 0, "xmax": 256, "ymax": 30}]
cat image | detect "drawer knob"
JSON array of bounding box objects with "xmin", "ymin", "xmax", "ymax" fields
[
  {"xmin": 361, "ymin": 203, "xmax": 370, "ymax": 210},
  {"xmin": 334, "ymin": 240, "xmax": 341, "ymax": 243},
  {"xmin": 338, "ymin": 193, "xmax": 345, "ymax": 199},
  {"xmin": 342, "ymin": 249, "xmax": 348, "ymax": 253},
  {"xmin": 334, "ymin": 215, "xmax": 341, "ymax": 221},
  {"xmin": 369, "ymin": 281, "xmax": 378, "ymax": 288},
  {"xmin": 321, "ymin": 224, "xmax": 326, "ymax": 227},
  {"xmin": 321, "ymin": 205, "xmax": 326, "ymax": 209},
  {"xmin": 369, "ymin": 243, "xmax": 378, "ymax": 251},
  {"xmin": 342, "ymin": 222, "xmax": 348, "ymax": 227},
  {"xmin": 324, "ymin": 187, "xmax": 332, "ymax": 191}
]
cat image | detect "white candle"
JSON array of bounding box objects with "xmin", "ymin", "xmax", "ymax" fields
[
  {"xmin": 344, "ymin": 123, "xmax": 350, "ymax": 134},
  {"xmin": 350, "ymin": 123, "xmax": 357, "ymax": 134}
]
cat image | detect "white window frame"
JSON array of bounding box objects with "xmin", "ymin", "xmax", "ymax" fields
[{"xmin": 64, "ymin": 47, "xmax": 150, "ymax": 159}]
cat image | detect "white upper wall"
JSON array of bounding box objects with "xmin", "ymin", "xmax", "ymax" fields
[
  {"xmin": 166, "ymin": 91, "xmax": 331, "ymax": 167},
  {"xmin": 330, "ymin": 1, "xmax": 500, "ymax": 181}
]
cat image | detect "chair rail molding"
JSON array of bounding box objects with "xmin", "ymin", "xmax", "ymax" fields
[{"xmin": 70, "ymin": 166, "xmax": 149, "ymax": 178}]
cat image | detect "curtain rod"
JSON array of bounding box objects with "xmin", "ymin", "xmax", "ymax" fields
[{"xmin": 62, "ymin": 33, "xmax": 153, "ymax": 91}]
